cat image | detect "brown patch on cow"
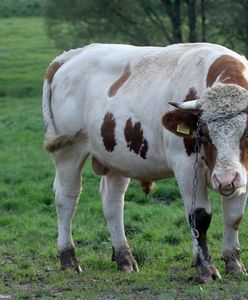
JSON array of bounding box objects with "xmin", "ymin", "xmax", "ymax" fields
[
  {"xmin": 240, "ymin": 119, "xmax": 248, "ymax": 170},
  {"xmin": 108, "ymin": 64, "xmax": 131, "ymax": 97},
  {"xmin": 184, "ymin": 87, "xmax": 199, "ymax": 101},
  {"xmin": 101, "ymin": 113, "xmax": 117, "ymax": 152},
  {"xmin": 200, "ymin": 126, "xmax": 217, "ymax": 171},
  {"xmin": 181, "ymin": 88, "xmax": 200, "ymax": 155},
  {"xmin": 240, "ymin": 139, "xmax": 248, "ymax": 169},
  {"xmin": 183, "ymin": 138, "xmax": 197, "ymax": 156},
  {"xmin": 207, "ymin": 55, "xmax": 248, "ymax": 90},
  {"xmin": 124, "ymin": 118, "xmax": 148, "ymax": 159},
  {"xmin": 92, "ymin": 156, "xmax": 109, "ymax": 176},
  {"xmin": 45, "ymin": 61, "xmax": 62, "ymax": 84},
  {"xmin": 202, "ymin": 142, "xmax": 217, "ymax": 171},
  {"xmin": 139, "ymin": 181, "xmax": 155, "ymax": 195}
]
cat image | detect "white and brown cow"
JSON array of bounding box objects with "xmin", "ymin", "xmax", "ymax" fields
[{"xmin": 43, "ymin": 43, "xmax": 248, "ymax": 283}]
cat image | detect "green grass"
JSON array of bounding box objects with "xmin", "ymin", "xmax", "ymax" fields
[
  {"xmin": 0, "ymin": 17, "xmax": 248, "ymax": 299},
  {"xmin": 0, "ymin": 17, "xmax": 58, "ymax": 97}
]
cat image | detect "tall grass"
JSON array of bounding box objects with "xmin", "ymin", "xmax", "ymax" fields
[{"xmin": 0, "ymin": 17, "xmax": 248, "ymax": 299}]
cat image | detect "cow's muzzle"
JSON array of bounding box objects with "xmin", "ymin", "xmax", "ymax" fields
[{"xmin": 212, "ymin": 172, "xmax": 240, "ymax": 197}]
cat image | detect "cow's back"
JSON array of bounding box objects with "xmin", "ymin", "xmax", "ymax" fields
[{"xmin": 50, "ymin": 43, "xmax": 244, "ymax": 121}]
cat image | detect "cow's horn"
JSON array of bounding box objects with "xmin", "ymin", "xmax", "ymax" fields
[{"xmin": 169, "ymin": 100, "xmax": 201, "ymax": 110}]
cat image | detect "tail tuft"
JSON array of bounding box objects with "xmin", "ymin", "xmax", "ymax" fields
[{"xmin": 44, "ymin": 130, "xmax": 87, "ymax": 153}]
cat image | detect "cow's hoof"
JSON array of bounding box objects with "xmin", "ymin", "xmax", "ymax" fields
[
  {"xmin": 225, "ymin": 259, "xmax": 246, "ymax": 274},
  {"xmin": 196, "ymin": 264, "xmax": 221, "ymax": 283},
  {"xmin": 222, "ymin": 250, "xmax": 246, "ymax": 275},
  {"xmin": 112, "ymin": 245, "xmax": 139, "ymax": 272},
  {"xmin": 60, "ymin": 247, "xmax": 82, "ymax": 273}
]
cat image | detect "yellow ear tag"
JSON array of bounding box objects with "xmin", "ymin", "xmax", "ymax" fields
[{"xmin": 176, "ymin": 123, "xmax": 190, "ymax": 135}]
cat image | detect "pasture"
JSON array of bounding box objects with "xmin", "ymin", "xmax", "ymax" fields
[{"xmin": 0, "ymin": 17, "xmax": 248, "ymax": 299}]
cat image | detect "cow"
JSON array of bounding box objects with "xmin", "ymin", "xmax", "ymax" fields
[{"xmin": 42, "ymin": 42, "xmax": 248, "ymax": 283}]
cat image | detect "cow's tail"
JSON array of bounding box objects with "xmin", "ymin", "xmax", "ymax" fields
[{"xmin": 42, "ymin": 74, "xmax": 87, "ymax": 153}]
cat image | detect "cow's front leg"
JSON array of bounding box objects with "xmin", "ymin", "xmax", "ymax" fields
[
  {"xmin": 175, "ymin": 160, "xmax": 221, "ymax": 283},
  {"xmin": 222, "ymin": 193, "xmax": 247, "ymax": 274},
  {"xmin": 100, "ymin": 172, "xmax": 139, "ymax": 272},
  {"xmin": 189, "ymin": 208, "xmax": 221, "ymax": 283}
]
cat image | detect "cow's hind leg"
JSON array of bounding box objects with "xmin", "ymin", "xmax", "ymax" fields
[
  {"xmin": 100, "ymin": 172, "xmax": 139, "ymax": 272},
  {"xmin": 52, "ymin": 143, "xmax": 89, "ymax": 272}
]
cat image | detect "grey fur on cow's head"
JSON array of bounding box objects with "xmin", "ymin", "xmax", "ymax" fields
[
  {"xmin": 201, "ymin": 83, "xmax": 248, "ymax": 151},
  {"xmin": 201, "ymin": 83, "xmax": 248, "ymax": 198},
  {"xmin": 201, "ymin": 83, "xmax": 248, "ymax": 122}
]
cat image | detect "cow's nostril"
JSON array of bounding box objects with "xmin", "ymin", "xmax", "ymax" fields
[{"xmin": 218, "ymin": 182, "xmax": 235, "ymax": 196}]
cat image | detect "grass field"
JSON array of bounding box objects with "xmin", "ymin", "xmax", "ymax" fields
[
  {"xmin": 1, "ymin": 17, "xmax": 248, "ymax": 299},
  {"xmin": 0, "ymin": 17, "xmax": 58, "ymax": 98}
]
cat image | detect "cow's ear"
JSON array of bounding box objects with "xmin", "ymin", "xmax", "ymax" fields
[{"xmin": 162, "ymin": 109, "xmax": 199, "ymax": 137}]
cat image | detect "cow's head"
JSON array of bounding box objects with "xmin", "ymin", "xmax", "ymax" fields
[{"xmin": 162, "ymin": 83, "xmax": 248, "ymax": 198}]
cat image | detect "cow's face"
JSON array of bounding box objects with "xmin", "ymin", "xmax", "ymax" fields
[{"xmin": 162, "ymin": 83, "xmax": 248, "ymax": 198}]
